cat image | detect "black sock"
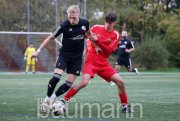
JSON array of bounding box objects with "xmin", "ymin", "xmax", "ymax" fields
[
  {"xmin": 47, "ymin": 73, "xmax": 61, "ymax": 97},
  {"xmin": 55, "ymin": 80, "xmax": 73, "ymax": 97},
  {"xmin": 132, "ymin": 68, "xmax": 135, "ymax": 72}
]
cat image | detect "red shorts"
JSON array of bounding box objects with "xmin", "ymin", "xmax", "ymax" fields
[{"xmin": 82, "ymin": 63, "xmax": 116, "ymax": 82}]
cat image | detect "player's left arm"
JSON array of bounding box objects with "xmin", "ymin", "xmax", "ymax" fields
[
  {"xmin": 97, "ymin": 38, "xmax": 119, "ymax": 55},
  {"xmin": 90, "ymin": 33, "xmax": 120, "ymax": 55},
  {"xmin": 84, "ymin": 20, "xmax": 91, "ymax": 39},
  {"xmin": 85, "ymin": 30, "xmax": 92, "ymax": 39},
  {"xmin": 125, "ymin": 41, "xmax": 135, "ymax": 53}
]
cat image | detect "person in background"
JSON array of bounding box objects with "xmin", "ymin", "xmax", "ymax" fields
[
  {"xmin": 110, "ymin": 31, "xmax": 139, "ymax": 86},
  {"xmin": 115, "ymin": 31, "xmax": 139, "ymax": 75}
]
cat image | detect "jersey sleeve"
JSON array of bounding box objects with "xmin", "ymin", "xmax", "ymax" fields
[
  {"xmin": 52, "ymin": 23, "xmax": 64, "ymax": 38},
  {"xmin": 86, "ymin": 21, "xmax": 90, "ymax": 32},
  {"xmin": 84, "ymin": 20, "xmax": 90, "ymax": 39},
  {"xmin": 127, "ymin": 40, "xmax": 135, "ymax": 49}
]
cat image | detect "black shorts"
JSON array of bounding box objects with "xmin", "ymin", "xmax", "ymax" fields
[
  {"xmin": 115, "ymin": 56, "xmax": 132, "ymax": 69},
  {"xmin": 55, "ymin": 53, "xmax": 82, "ymax": 76}
]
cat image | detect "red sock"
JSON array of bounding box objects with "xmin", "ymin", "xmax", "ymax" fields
[
  {"xmin": 64, "ymin": 88, "xmax": 77, "ymax": 101},
  {"xmin": 119, "ymin": 92, "xmax": 128, "ymax": 106}
]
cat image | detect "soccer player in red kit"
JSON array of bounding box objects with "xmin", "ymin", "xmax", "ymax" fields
[{"xmin": 64, "ymin": 12, "xmax": 133, "ymax": 113}]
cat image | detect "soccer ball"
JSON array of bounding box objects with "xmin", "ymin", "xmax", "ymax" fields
[{"xmin": 52, "ymin": 100, "xmax": 66, "ymax": 116}]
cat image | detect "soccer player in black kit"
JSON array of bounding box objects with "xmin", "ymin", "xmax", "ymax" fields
[
  {"xmin": 32, "ymin": 5, "xmax": 91, "ymax": 112},
  {"xmin": 115, "ymin": 31, "xmax": 139, "ymax": 75}
]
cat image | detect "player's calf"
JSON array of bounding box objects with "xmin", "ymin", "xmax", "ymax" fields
[
  {"xmin": 55, "ymin": 80, "xmax": 73, "ymax": 97},
  {"xmin": 47, "ymin": 73, "xmax": 61, "ymax": 97}
]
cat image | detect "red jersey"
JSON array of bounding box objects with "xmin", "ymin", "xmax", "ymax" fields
[
  {"xmin": 85, "ymin": 39, "xmax": 92, "ymax": 53},
  {"xmin": 85, "ymin": 25, "xmax": 120, "ymax": 68}
]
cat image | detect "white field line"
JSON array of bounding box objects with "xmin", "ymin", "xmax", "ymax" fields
[
  {"xmin": 0, "ymin": 72, "xmax": 179, "ymax": 80},
  {"xmin": 0, "ymin": 72, "xmax": 179, "ymax": 75},
  {"xmin": 0, "ymin": 78, "xmax": 49, "ymax": 81}
]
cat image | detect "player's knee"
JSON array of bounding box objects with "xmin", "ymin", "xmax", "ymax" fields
[{"xmin": 115, "ymin": 80, "xmax": 125, "ymax": 89}]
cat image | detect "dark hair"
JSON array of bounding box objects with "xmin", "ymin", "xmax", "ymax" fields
[{"xmin": 105, "ymin": 12, "xmax": 117, "ymax": 24}]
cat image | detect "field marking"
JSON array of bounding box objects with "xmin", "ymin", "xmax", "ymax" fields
[
  {"xmin": 0, "ymin": 112, "xmax": 116, "ymax": 121},
  {"xmin": 0, "ymin": 78, "xmax": 49, "ymax": 81},
  {"xmin": 121, "ymin": 75, "xmax": 180, "ymax": 79},
  {"xmin": 0, "ymin": 72, "xmax": 179, "ymax": 75},
  {"xmin": 0, "ymin": 72, "xmax": 52, "ymax": 75},
  {"xmin": 0, "ymin": 72, "xmax": 179, "ymax": 81}
]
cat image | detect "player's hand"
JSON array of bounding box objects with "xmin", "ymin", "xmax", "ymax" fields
[
  {"xmin": 89, "ymin": 33, "xmax": 98, "ymax": 42},
  {"xmin": 95, "ymin": 46, "xmax": 103, "ymax": 55},
  {"xmin": 31, "ymin": 51, "xmax": 39, "ymax": 59},
  {"xmin": 125, "ymin": 49, "xmax": 130, "ymax": 53},
  {"xmin": 31, "ymin": 49, "xmax": 41, "ymax": 59}
]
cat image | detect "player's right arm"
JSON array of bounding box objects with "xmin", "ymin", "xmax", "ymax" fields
[
  {"xmin": 32, "ymin": 34, "xmax": 55, "ymax": 58},
  {"xmin": 90, "ymin": 33, "xmax": 120, "ymax": 55},
  {"xmin": 87, "ymin": 27, "xmax": 103, "ymax": 55},
  {"xmin": 125, "ymin": 41, "xmax": 135, "ymax": 53},
  {"xmin": 32, "ymin": 23, "xmax": 63, "ymax": 58}
]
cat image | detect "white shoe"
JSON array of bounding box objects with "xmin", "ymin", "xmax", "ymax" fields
[
  {"xmin": 49, "ymin": 99, "xmax": 55, "ymax": 110},
  {"xmin": 40, "ymin": 98, "xmax": 55, "ymax": 113},
  {"xmin": 134, "ymin": 68, "xmax": 139, "ymax": 75},
  {"xmin": 40, "ymin": 101, "xmax": 49, "ymax": 113}
]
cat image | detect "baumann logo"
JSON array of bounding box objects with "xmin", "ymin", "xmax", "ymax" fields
[{"xmin": 37, "ymin": 98, "xmax": 143, "ymax": 119}]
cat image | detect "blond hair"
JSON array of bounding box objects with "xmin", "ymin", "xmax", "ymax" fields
[{"xmin": 67, "ymin": 5, "xmax": 80, "ymax": 13}]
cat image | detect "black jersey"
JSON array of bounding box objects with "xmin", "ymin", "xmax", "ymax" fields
[
  {"xmin": 117, "ymin": 37, "xmax": 134, "ymax": 57},
  {"xmin": 53, "ymin": 18, "xmax": 89, "ymax": 59}
]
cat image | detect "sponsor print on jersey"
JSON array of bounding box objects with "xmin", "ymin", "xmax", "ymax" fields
[
  {"xmin": 76, "ymin": 70, "xmax": 80, "ymax": 74},
  {"xmin": 81, "ymin": 26, "xmax": 86, "ymax": 31},
  {"xmin": 53, "ymin": 25, "xmax": 61, "ymax": 35},
  {"xmin": 70, "ymin": 35, "xmax": 84, "ymax": 40},
  {"xmin": 69, "ymin": 28, "xmax": 72, "ymax": 31},
  {"xmin": 120, "ymin": 45, "xmax": 126, "ymax": 48}
]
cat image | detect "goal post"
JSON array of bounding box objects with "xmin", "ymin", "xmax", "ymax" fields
[{"xmin": 0, "ymin": 31, "xmax": 62, "ymax": 72}]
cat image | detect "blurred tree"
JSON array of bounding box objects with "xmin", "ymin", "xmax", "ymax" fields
[
  {"xmin": 0, "ymin": 0, "xmax": 179, "ymax": 69},
  {"xmin": 0, "ymin": 0, "xmax": 26, "ymax": 31},
  {"xmin": 132, "ymin": 35, "xmax": 169, "ymax": 69}
]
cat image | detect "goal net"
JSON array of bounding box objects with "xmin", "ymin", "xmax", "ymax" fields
[{"xmin": 0, "ymin": 31, "xmax": 62, "ymax": 72}]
